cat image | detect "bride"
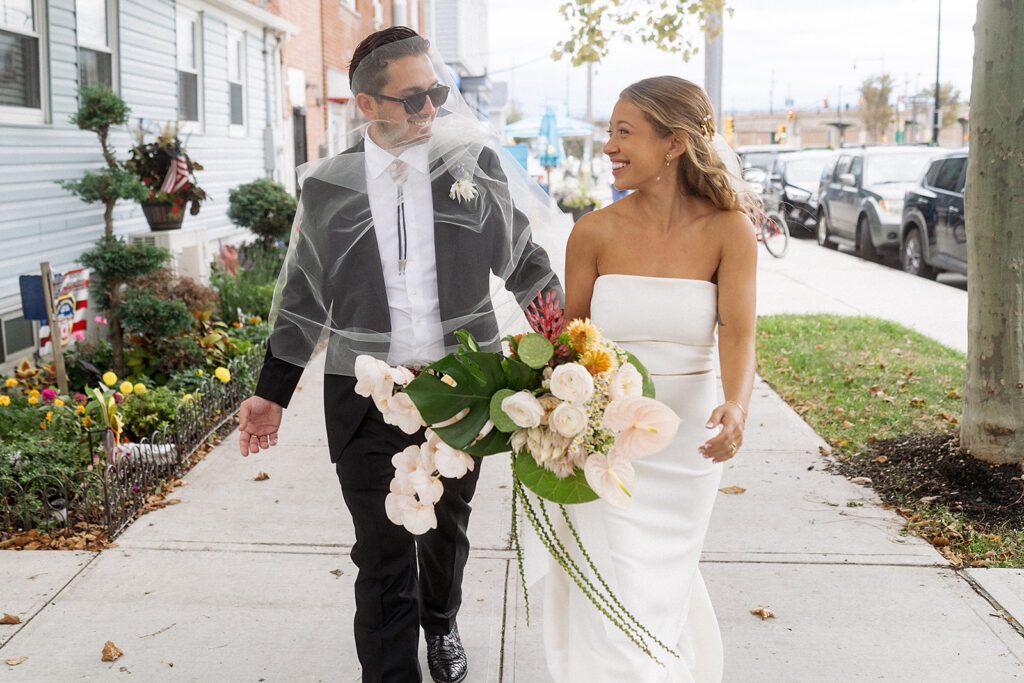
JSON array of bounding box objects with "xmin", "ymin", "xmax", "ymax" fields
[{"xmin": 544, "ymin": 76, "xmax": 757, "ymax": 681}]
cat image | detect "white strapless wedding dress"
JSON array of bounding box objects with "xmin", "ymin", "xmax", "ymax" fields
[{"xmin": 543, "ymin": 274, "xmax": 724, "ymax": 682}]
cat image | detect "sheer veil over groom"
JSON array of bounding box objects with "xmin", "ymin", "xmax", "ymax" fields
[{"xmin": 236, "ymin": 27, "xmax": 562, "ymax": 683}]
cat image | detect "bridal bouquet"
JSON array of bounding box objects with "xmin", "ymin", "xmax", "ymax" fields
[{"xmin": 353, "ymin": 291, "xmax": 682, "ymax": 662}]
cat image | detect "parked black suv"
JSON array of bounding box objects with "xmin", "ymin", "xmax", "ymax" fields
[
  {"xmin": 899, "ymin": 150, "xmax": 968, "ymax": 278},
  {"xmin": 816, "ymin": 146, "xmax": 943, "ymax": 258},
  {"xmin": 767, "ymin": 149, "xmax": 835, "ymax": 234}
]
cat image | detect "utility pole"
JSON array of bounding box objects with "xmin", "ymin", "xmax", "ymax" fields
[
  {"xmin": 933, "ymin": 0, "xmax": 942, "ymax": 143},
  {"xmin": 704, "ymin": 8, "xmax": 724, "ymax": 132}
]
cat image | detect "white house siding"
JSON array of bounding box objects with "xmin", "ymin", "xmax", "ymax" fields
[{"xmin": 0, "ymin": 0, "xmax": 289, "ymax": 360}]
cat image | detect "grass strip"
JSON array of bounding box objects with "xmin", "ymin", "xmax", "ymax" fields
[{"xmin": 756, "ymin": 314, "xmax": 1024, "ymax": 569}]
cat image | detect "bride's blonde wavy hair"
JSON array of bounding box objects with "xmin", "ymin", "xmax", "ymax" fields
[{"xmin": 621, "ymin": 76, "xmax": 756, "ymax": 217}]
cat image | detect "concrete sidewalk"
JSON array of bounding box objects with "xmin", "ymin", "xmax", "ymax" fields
[{"xmin": 3, "ymin": 237, "xmax": 1023, "ymax": 681}]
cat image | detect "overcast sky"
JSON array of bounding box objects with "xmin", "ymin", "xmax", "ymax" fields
[{"xmin": 484, "ymin": 0, "xmax": 977, "ymax": 120}]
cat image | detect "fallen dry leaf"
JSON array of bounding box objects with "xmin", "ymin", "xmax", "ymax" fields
[
  {"xmin": 936, "ymin": 412, "xmax": 959, "ymax": 425},
  {"xmin": 329, "ymin": 569, "xmax": 345, "ymax": 579},
  {"xmin": 818, "ymin": 445, "xmax": 832, "ymax": 457},
  {"xmin": 872, "ymin": 456, "xmax": 888, "ymax": 464},
  {"xmin": 718, "ymin": 486, "xmax": 746, "ymax": 495},
  {"xmin": 850, "ymin": 476, "xmax": 872, "ymax": 485},
  {"xmin": 946, "ymin": 389, "xmax": 962, "ymax": 399},
  {"xmin": 750, "ymin": 607, "xmax": 776, "ymax": 620},
  {"xmin": 840, "ymin": 420, "xmax": 854, "ymax": 428},
  {"xmin": 0, "ymin": 613, "xmax": 20, "ymax": 624},
  {"xmin": 5, "ymin": 656, "xmax": 28, "ymax": 666},
  {"xmin": 101, "ymin": 641, "xmax": 124, "ymax": 662},
  {"xmin": 932, "ymin": 536, "xmax": 950, "ymax": 547},
  {"xmin": 254, "ymin": 472, "xmax": 270, "ymax": 481}
]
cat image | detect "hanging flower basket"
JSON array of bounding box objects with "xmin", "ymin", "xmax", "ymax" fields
[{"xmin": 141, "ymin": 201, "xmax": 185, "ymax": 231}]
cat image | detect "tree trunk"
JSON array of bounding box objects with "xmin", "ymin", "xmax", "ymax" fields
[
  {"xmin": 961, "ymin": 0, "xmax": 1024, "ymax": 465},
  {"xmin": 103, "ymin": 199, "xmax": 115, "ymax": 238}
]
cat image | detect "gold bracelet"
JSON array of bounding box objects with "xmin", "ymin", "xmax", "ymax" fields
[{"xmin": 725, "ymin": 400, "xmax": 747, "ymax": 418}]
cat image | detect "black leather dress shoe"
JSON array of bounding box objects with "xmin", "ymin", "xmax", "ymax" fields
[{"xmin": 426, "ymin": 624, "xmax": 468, "ymax": 683}]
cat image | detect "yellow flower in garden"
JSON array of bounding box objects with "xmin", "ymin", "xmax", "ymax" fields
[
  {"xmin": 232, "ymin": 321, "xmax": 241, "ymax": 328},
  {"xmin": 46, "ymin": 411, "xmax": 53, "ymax": 421},
  {"xmin": 133, "ymin": 383, "xmax": 147, "ymax": 395},
  {"xmin": 54, "ymin": 398, "xmax": 64, "ymax": 406},
  {"xmin": 197, "ymin": 369, "xmax": 204, "ymax": 376},
  {"xmin": 102, "ymin": 372, "xmax": 117, "ymax": 386},
  {"xmin": 566, "ymin": 319, "xmax": 601, "ymax": 353},
  {"xmin": 120, "ymin": 381, "xmax": 133, "ymax": 395},
  {"xmin": 39, "ymin": 422, "xmax": 46, "ymax": 430},
  {"xmin": 215, "ymin": 367, "xmax": 231, "ymax": 383},
  {"xmin": 28, "ymin": 396, "xmax": 38, "ymax": 405},
  {"xmin": 182, "ymin": 393, "xmax": 193, "ymax": 403},
  {"xmin": 82, "ymin": 416, "xmax": 93, "ymax": 427},
  {"xmin": 250, "ymin": 316, "xmax": 261, "ymax": 324},
  {"xmin": 29, "ymin": 389, "xmax": 40, "ymax": 398},
  {"xmin": 0, "ymin": 396, "xmax": 9, "ymax": 406},
  {"xmin": 75, "ymin": 404, "xmax": 86, "ymax": 414},
  {"xmin": 580, "ymin": 347, "xmax": 615, "ymax": 376},
  {"xmin": 4, "ymin": 378, "xmax": 15, "ymax": 387}
]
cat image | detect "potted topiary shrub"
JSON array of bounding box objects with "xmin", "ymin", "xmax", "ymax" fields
[
  {"xmin": 227, "ymin": 178, "xmax": 297, "ymax": 249},
  {"xmin": 126, "ymin": 121, "xmax": 207, "ymax": 231}
]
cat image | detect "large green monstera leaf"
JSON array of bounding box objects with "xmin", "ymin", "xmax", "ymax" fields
[
  {"xmin": 514, "ymin": 450, "xmax": 599, "ymax": 504},
  {"xmin": 403, "ymin": 350, "xmax": 509, "ymax": 452}
]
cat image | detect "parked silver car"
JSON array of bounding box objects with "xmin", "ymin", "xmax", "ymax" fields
[{"xmin": 816, "ymin": 146, "xmax": 944, "ymax": 259}]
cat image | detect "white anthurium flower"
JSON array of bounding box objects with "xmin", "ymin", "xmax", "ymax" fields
[
  {"xmin": 383, "ymin": 392, "xmax": 426, "ymax": 434},
  {"xmin": 550, "ymin": 402, "xmax": 588, "ymax": 438},
  {"xmin": 609, "ymin": 363, "xmax": 644, "ymax": 401},
  {"xmin": 425, "ymin": 429, "xmax": 476, "ymax": 479},
  {"xmin": 584, "ymin": 447, "xmax": 636, "ymax": 509},
  {"xmin": 603, "ymin": 396, "xmax": 681, "ymax": 459},
  {"xmin": 389, "ymin": 365, "xmax": 416, "ymax": 387},
  {"xmin": 502, "ymin": 391, "xmax": 546, "ymax": 429},
  {"xmin": 354, "ymin": 355, "xmax": 394, "ymax": 401},
  {"xmin": 550, "ymin": 363, "xmax": 595, "ymax": 403}
]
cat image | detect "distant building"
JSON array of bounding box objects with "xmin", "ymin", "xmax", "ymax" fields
[{"xmin": 432, "ymin": 0, "xmax": 490, "ymax": 120}]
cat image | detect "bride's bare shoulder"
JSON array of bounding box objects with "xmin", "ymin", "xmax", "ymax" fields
[{"xmin": 708, "ymin": 209, "xmax": 756, "ymax": 247}]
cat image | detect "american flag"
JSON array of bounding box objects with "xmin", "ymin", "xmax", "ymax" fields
[{"xmin": 160, "ymin": 153, "xmax": 191, "ymax": 194}]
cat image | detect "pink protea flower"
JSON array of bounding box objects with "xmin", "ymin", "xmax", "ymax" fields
[{"xmin": 525, "ymin": 289, "xmax": 568, "ymax": 353}]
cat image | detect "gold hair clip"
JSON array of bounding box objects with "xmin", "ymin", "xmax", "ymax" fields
[{"xmin": 700, "ymin": 114, "xmax": 714, "ymax": 141}]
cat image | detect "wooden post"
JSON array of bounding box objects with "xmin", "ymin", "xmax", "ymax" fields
[{"xmin": 40, "ymin": 262, "xmax": 70, "ymax": 396}]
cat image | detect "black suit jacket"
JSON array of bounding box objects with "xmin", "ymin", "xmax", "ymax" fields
[{"xmin": 255, "ymin": 141, "xmax": 562, "ymax": 460}]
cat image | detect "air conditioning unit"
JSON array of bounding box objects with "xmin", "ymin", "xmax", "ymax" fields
[{"xmin": 128, "ymin": 228, "xmax": 210, "ymax": 283}]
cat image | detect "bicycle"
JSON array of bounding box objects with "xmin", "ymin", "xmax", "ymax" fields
[{"xmin": 754, "ymin": 203, "xmax": 790, "ymax": 258}]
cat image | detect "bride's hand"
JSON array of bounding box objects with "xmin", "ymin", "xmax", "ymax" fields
[{"xmin": 699, "ymin": 402, "xmax": 746, "ymax": 462}]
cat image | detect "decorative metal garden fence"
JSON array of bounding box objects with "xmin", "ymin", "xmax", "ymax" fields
[{"xmin": 0, "ymin": 342, "xmax": 265, "ymax": 539}]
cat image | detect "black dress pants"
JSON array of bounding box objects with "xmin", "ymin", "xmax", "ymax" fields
[{"xmin": 335, "ymin": 402, "xmax": 483, "ymax": 683}]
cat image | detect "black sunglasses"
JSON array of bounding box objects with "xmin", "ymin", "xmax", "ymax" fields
[{"xmin": 375, "ymin": 85, "xmax": 450, "ymax": 115}]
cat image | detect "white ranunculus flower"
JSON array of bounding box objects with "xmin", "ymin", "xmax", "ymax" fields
[
  {"xmin": 550, "ymin": 363, "xmax": 595, "ymax": 403},
  {"xmin": 354, "ymin": 355, "xmax": 394, "ymax": 402},
  {"xmin": 609, "ymin": 363, "xmax": 644, "ymax": 400},
  {"xmin": 383, "ymin": 392, "xmax": 426, "ymax": 434},
  {"xmin": 502, "ymin": 391, "xmax": 546, "ymax": 429},
  {"xmin": 584, "ymin": 447, "xmax": 636, "ymax": 509},
  {"xmin": 550, "ymin": 402, "xmax": 588, "ymax": 438}
]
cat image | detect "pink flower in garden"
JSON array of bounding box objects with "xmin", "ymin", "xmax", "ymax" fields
[
  {"xmin": 40, "ymin": 388, "xmax": 57, "ymax": 403},
  {"xmin": 94, "ymin": 316, "xmax": 108, "ymax": 325},
  {"xmin": 72, "ymin": 331, "xmax": 85, "ymax": 342},
  {"xmin": 73, "ymin": 393, "xmax": 88, "ymax": 404},
  {"xmin": 113, "ymin": 392, "xmax": 124, "ymax": 405}
]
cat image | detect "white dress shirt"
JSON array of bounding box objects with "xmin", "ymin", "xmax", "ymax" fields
[{"xmin": 363, "ymin": 132, "xmax": 446, "ymax": 366}]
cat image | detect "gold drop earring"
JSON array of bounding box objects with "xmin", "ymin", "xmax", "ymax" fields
[{"xmin": 657, "ymin": 154, "xmax": 672, "ymax": 182}]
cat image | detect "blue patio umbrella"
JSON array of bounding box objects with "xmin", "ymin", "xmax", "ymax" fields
[{"xmin": 537, "ymin": 107, "xmax": 565, "ymax": 189}]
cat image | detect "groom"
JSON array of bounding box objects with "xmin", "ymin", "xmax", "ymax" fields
[{"xmin": 238, "ymin": 27, "xmax": 560, "ymax": 683}]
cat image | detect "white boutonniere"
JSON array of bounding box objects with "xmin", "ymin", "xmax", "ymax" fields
[{"xmin": 449, "ymin": 165, "xmax": 478, "ymax": 203}]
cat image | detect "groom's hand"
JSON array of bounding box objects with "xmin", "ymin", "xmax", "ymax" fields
[{"xmin": 238, "ymin": 396, "xmax": 283, "ymax": 456}]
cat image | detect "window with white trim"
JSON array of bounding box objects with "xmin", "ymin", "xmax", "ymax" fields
[
  {"xmin": 339, "ymin": 0, "xmax": 356, "ymax": 12},
  {"xmin": 227, "ymin": 28, "xmax": 245, "ymax": 130},
  {"xmin": 176, "ymin": 7, "xmax": 201, "ymax": 123},
  {"xmin": 76, "ymin": 0, "xmax": 116, "ymax": 88},
  {"xmin": 372, "ymin": 0, "xmax": 383, "ymax": 30},
  {"xmin": 408, "ymin": 0, "xmax": 418, "ymax": 31},
  {"xmin": 0, "ymin": 0, "xmax": 45, "ymax": 123},
  {"xmin": 392, "ymin": 0, "xmax": 406, "ymax": 27}
]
